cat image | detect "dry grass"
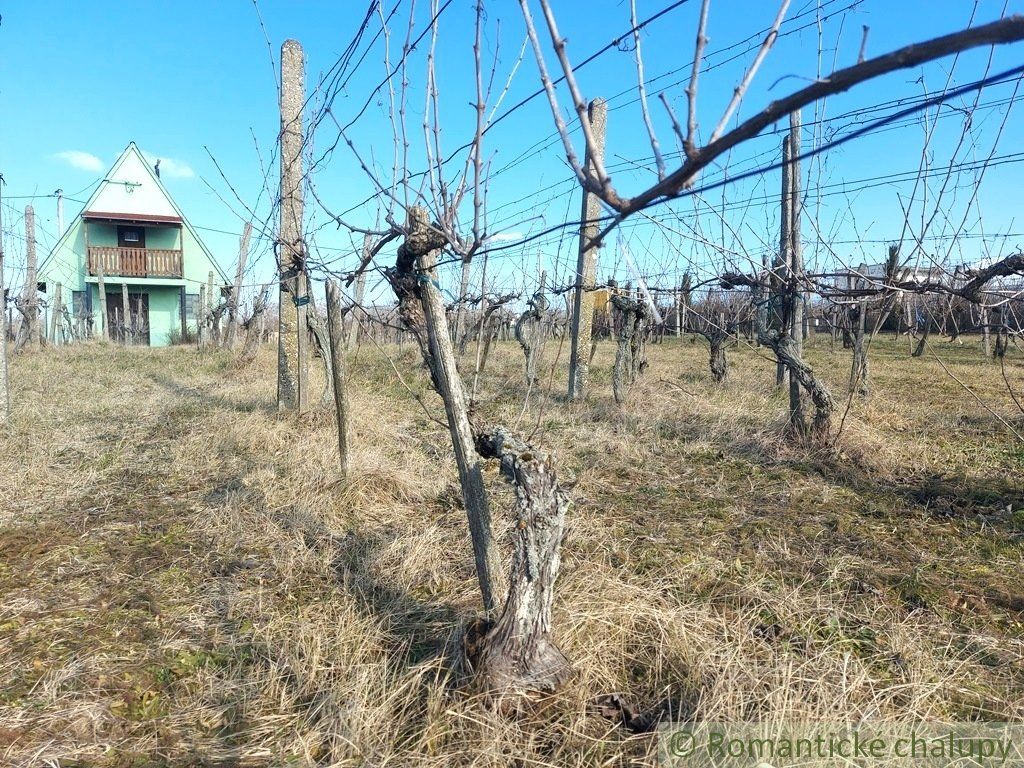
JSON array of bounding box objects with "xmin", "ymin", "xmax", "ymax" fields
[{"xmin": 1, "ymin": 333, "xmax": 1022, "ymax": 766}]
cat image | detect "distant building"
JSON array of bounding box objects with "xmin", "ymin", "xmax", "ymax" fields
[
  {"xmin": 834, "ymin": 261, "xmax": 946, "ymax": 291},
  {"xmin": 37, "ymin": 142, "xmax": 228, "ymax": 346},
  {"xmin": 834, "ymin": 257, "xmax": 1024, "ymax": 296}
]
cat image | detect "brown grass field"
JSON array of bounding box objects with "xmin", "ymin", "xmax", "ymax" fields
[{"xmin": 1, "ymin": 334, "xmax": 1022, "ymax": 766}]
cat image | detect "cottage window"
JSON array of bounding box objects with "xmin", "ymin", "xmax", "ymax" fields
[
  {"xmin": 117, "ymin": 226, "xmax": 145, "ymax": 248},
  {"xmin": 184, "ymin": 293, "xmax": 200, "ymax": 321}
]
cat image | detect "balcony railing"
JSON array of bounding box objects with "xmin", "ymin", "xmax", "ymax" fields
[{"xmin": 87, "ymin": 246, "xmax": 183, "ymax": 278}]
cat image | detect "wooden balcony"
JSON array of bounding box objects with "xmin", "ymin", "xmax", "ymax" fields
[{"xmin": 87, "ymin": 246, "xmax": 183, "ymax": 278}]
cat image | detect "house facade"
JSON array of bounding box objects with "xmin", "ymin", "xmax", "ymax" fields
[{"xmin": 38, "ymin": 142, "xmax": 228, "ymax": 347}]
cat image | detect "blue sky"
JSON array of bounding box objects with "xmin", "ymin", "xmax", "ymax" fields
[{"xmin": 2, "ymin": 0, "xmax": 1022, "ymax": 306}]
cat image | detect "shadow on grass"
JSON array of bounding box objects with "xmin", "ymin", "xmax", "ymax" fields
[
  {"xmin": 148, "ymin": 372, "xmax": 276, "ymax": 415},
  {"xmin": 828, "ymin": 462, "xmax": 1024, "ymax": 527},
  {"xmin": 147, "ymin": 361, "xmax": 467, "ymax": 675},
  {"xmin": 271, "ymin": 502, "xmax": 465, "ymax": 668}
]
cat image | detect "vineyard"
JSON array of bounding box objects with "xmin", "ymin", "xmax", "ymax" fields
[
  {"xmin": 1, "ymin": 1, "xmax": 1024, "ymax": 766},
  {"xmin": 1, "ymin": 338, "xmax": 1022, "ymax": 764}
]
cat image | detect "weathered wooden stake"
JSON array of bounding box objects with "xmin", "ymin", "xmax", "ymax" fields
[
  {"xmin": 325, "ymin": 280, "xmax": 350, "ymax": 477},
  {"xmin": 277, "ymin": 39, "xmax": 309, "ymax": 413},
  {"xmin": 568, "ymin": 98, "xmax": 607, "ymax": 401},
  {"xmin": 417, "ymin": 242, "xmax": 504, "ymax": 613},
  {"xmin": 205, "ymin": 270, "xmax": 217, "ymax": 346},
  {"xmin": 24, "ymin": 205, "xmax": 40, "ymax": 349},
  {"xmin": 981, "ymin": 305, "xmax": 992, "ymax": 358},
  {"xmin": 97, "ymin": 264, "xmax": 109, "ymax": 342},
  {"xmin": 50, "ymin": 283, "xmax": 63, "ymax": 346},
  {"xmin": 347, "ymin": 235, "xmax": 370, "ymax": 353},
  {"xmin": 775, "ymin": 138, "xmax": 791, "ymax": 389},
  {"xmin": 0, "ymin": 180, "xmax": 9, "ymax": 422},
  {"xmin": 121, "ymin": 283, "xmax": 131, "ymax": 345},
  {"xmin": 387, "ymin": 207, "xmax": 504, "ymax": 614},
  {"xmin": 675, "ymin": 283, "xmax": 683, "ymax": 338},
  {"xmin": 680, "ymin": 272, "xmax": 692, "ymax": 340},
  {"xmin": 788, "ymin": 111, "xmax": 806, "ymax": 430},
  {"xmin": 851, "ymin": 299, "xmax": 869, "ymax": 397},
  {"xmin": 225, "ymin": 222, "xmax": 252, "ymax": 349},
  {"xmin": 198, "ymin": 285, "xmax": 207, "ymax": 348},
  {"xmin": 455, "ymin": 257, "xmax": 473, "ymax": 351}
]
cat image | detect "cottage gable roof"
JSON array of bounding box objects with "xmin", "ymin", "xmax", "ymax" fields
[
  {"xmin": 40, "ymin": 142, "xmax": 228, "ymax": 283},
  {"xmin": 86, "ymin": 145, "xmax": 180, "ymax": 220}
]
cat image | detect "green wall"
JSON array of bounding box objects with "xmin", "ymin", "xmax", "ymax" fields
[
  {"xmin": 86, "ymin": 223, "xmax": 117, "ymax": 248},
  {"xmin": 85, "ymin": 223, "xmax": 182, "ymax": 250},
  {"xmin": 88, "ymin": 284, "xmax": 184, "ymax": 347}
]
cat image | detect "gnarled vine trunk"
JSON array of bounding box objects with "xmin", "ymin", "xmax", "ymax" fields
[
  {"xmin": 760, "ymin": 329, "xmax": 834, "ymax": 439},
  {"xmin": 850, "ymin": 301, "xmax": 869, "ymax": 398},
  {"xmin": 469, "ymin": 428, "xmax": 572, "ymax": 696},
  {"xmin": 515, "ymin": 282, "xmax": 547, "ymax": 386},
  {"xmin": 708, "ymin": 331, "xmax": 728, "ymax": 383},
  {"xmin": 239, "ymin": 288, "xmax": 270, "ymax": 364},
  {"xmin": 382, "ymin": 207, "xmax": 575, "ymax": 696},
  {"xmin": 912, "ymin": 317, "xmax": 931, "ymax": 358},
  {"xmin": 610, "ymin": 294, "xmax": 649, "ymax": 404}
]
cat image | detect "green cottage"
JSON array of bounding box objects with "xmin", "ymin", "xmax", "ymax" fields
[{"xmin": 37, "ymin": 142, "xmax": 229, "ymax": 347}]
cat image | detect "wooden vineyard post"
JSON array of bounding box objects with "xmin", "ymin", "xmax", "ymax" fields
[
  {"xmin": 206, "ymin": 271, "xmax": 218, "ymax": 345},
  {"xmin": 277, "ymin": 39, "xmax": 309, "ymax": 413},
  {"xmin": 776, "ymin": 137, "xmax": 791, "ymax": 389},
  {"xmin": 325, "ymin": 279, "xmax": 350, "ymax": 477},
  {"xmin": 347, "ymin": 234, "xmax": 370, "ymax": 353},
  {"xmin": 97, "ymin": 264, "xmax": 109, "ymax": 342},
  {"xmin": 0, "ymin": 178, "xmax": 9, "ymax": 422},
  {"xmin": 225, "ymin": 222, "xmax": 252, "ymax": 349},
  {"xmin": 24, "ymin": 205, "xmax": 40, "ymax": 349},
  {"xmin": 417, "ymin": 242, "xmax": 504, "ymax": 613},
  {"xmin": 567, "ymin": 98, "xmax": 607, "ymax": 401},
  {"xmin": 50, "ymin": 283, "xmax": 63, "ymax": 346},
  {"xmin": 788, "ymin": 110, "xmax": 806, "ymax": 432},
  {"xmin": 121, "ymin": 283, "xmax": 131, "ymax": 345},
  {"xmin": 198, "ymin": 285, "xmax": 207, "ymax": 348},
  {"xmin": 387, "ymin": 207, "xmax": 504, "ymax": 614}
]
